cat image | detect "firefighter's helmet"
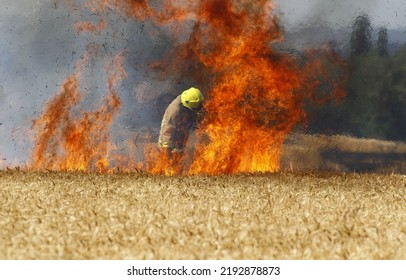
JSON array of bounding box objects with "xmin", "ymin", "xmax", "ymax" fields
[{"xmin": 181, "ymin": 87, "xmax": 204, "ymax": 110}]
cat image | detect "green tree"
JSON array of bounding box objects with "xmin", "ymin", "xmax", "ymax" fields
[
  {"xmin": 385, "ymin": 46, "xmax": 406, "ymax": 139},
  {"xmin": 342, "ymin": 46, "xmax": 406, "ymax": 140},
  {"xmin": 377, "ymin": 27, "xmax": 389, "ymax": 56},
  {"xmin": 350, "ymin": 13, "xmax": 372, "ymax": 56}
]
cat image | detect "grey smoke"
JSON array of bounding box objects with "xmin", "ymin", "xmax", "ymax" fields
[
  {"xmin": 0, "ymin": 0, "xmax": 84, "ymax": 164},
  {"xmin": 0, "ymin": 84, "xmax": 4, "ymax": 103},
  {"xmin": 0, "ymin": 0, "xmax": 188, "ymax": 165}
]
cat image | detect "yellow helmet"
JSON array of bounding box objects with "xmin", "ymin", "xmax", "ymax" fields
[{"xmin": 181, "ymin": 87, "xmax": 204, "ymax": 110}]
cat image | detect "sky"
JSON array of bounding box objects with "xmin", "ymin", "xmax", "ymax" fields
[
  {"xmin": 277, "ymin": 0, "xmax": 406, "ymax": 29},
  {"xmin": 0, "ymin": 0, "xmax": 406, "ymax": 165},
  {"xmin": 1, "ymin": 0, "xmax": 406, "ymax": 28}
]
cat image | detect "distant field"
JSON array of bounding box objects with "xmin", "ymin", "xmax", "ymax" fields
[
  {"xmin": 281, "ymin": 134, "xmax": 406, "ymax": 174},
  {"xmin": 1, "ymin": 171, "xmax": 405, "ymax": 259}
]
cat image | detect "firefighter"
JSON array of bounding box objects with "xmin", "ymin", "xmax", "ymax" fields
[{"xmin": 158, "ymin": 87, "xmax": 204, "ymax": 155}]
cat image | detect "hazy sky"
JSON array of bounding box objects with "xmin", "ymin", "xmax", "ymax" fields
[
  {"xmin": 1, "ymin": 0, "xmax": 406, "ymax": 28},
  {"xmin": 277, "ymin": 0, "xmax": 406, "ymax": 29}
]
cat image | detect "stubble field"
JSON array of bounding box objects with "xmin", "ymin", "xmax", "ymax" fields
[{"xmin": 1, "ymin": 170, "xmax": 405, "ymax": 260}]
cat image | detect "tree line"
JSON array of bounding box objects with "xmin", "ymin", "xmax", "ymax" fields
[{"xmin": 308, "ymin": 13, "xmax": 406, "ymax": 141}]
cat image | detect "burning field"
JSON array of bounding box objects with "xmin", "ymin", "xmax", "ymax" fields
[
  {"xmin": 23, "ymin": 0, "xmax": 348, "ymax": 175},
  {"xmin": 1, "ymin": 0, "xmax": 406, "ymax": 260}
]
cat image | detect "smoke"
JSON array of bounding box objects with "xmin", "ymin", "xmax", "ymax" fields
[
  {"xmin": 0, "ymin": 1, "xmax": 83, "ymax": 163},
  {"xmin": 0, "ymin": 84, "xmax": 4, "ymax": 103},
  {"xmin": 0, "ymin": 0, "xmax": 195, "ymax": 166}
]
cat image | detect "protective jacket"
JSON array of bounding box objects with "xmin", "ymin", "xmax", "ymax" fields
[{"xmin": 158, "ymin": 95, "xmax": 197, "ymax": 150}]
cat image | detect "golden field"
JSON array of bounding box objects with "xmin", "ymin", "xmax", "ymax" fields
[{"xmin": 0, "ymin": 170, "xmax": 405, "ymax": 260}]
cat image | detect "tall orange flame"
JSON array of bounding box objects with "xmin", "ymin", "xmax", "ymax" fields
[
  {"xmin": 118, "ymin": 0, "xmax": 344, "ymax": 175},
  {"xmin": 31, "ymin": 54, "xmax": 126, "ymax": 172}
]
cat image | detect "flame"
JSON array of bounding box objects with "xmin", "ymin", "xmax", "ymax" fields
[
  {"xmin": 119, "ymin": 0, "xmax": 345, "ymax": 175},
  {"xmin": 145, "ymin": 144, "xmax": 184, "ymax": 175},
  {"xmin": 186, "ymin": 1, "xmax": 302, "ymax": 174},
  {"xmin": 28, "ymin": 0, "xmax": 346, "ymax": 175},
  {"xmin": 31, "ymin": 54, "xmax": 126, "ymax": 172}
]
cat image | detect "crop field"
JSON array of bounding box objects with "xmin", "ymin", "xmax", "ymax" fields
[
  {"xmin": 1, "ymin": 170, "xmax": 405, "ymax": 260},
  {"xmin": 2, "ymin": 0, "xmax": 406, "ymax": 265}
]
